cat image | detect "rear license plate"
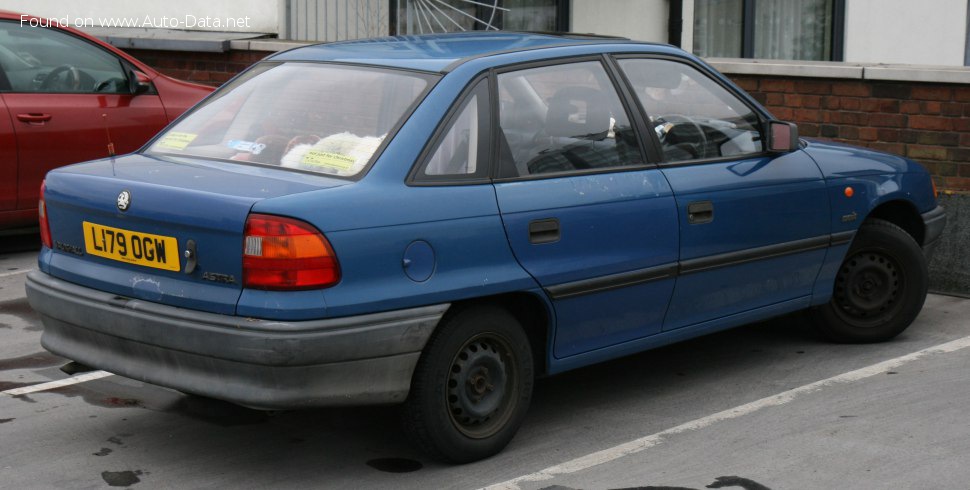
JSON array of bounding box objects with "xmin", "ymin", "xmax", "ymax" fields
[{"xmin": 82, "ymin": 221, "xmax": 181, "ymax": 272}]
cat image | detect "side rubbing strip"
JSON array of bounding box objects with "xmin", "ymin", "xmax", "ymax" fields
[
  {"xmin": 830, "ymin": 230, "xmax": 856, "ymax": 246},
  {"xmin": 545, "ymin": 263, "xmax": 678, "ymax": 300},
  {"xmin": 679, "ymin": 235, "xmax": 831, "ymax": 275},
  {"xmin": 544, "ymin": 232, "xmax": 852, "ymax": 300}
]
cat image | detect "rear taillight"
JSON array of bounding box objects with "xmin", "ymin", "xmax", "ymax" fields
[
  {"xmin": 39, "ymin": 180, "xmax": 52, "ymax": 248},
  {"xmin": 242, "ymin": 214, "xmax": 340, "ymax": 290}
]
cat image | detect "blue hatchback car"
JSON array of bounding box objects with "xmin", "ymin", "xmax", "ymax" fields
[{"xmin": 27, "ymin": 32, "xmax": 945, "ymax": 463}]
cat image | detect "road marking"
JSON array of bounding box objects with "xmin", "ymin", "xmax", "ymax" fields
[
  {"xmin": 0, "ymin": 269, "xmax": 33, "ymax": 279},
  {"xmin": 483, "ymin": 334, "xmax": 970, "ymax": 490},
  {"xmin": 2, "ymin": 371, "xmax": 113, "ymax": 397}
]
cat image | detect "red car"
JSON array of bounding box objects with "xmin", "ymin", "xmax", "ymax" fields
[{"xmin": 0, "ymin": 11, "xmax": 213, "ymax": 230}]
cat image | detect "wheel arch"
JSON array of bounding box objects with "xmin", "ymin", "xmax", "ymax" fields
[
  {"xmin": 864, "ymin": 198, "xmax": 924, "ymax": 245},
  {"xmin": 438, "ymin": 291, "xmax": 553, "ymax": 376}
]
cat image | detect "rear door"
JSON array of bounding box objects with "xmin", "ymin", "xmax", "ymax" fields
[
  {"xmin": 0, "ymin": 21, "xmax": 168, "ymax": 212},
  {"xmin": 491, "ymin": 58, "xmax": 679, "ymax": 359},
  {"xmin": 615, "ymin": 57, "xmax": 830, "ymax": 330}
]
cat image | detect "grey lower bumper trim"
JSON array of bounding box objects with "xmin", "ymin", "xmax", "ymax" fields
[
  {"xmin": 922, "ymin": 205, "xmax": 946, "ymax": 243},
  {"xmin": 921, "ymin": 205, "xmax": 947, "ymax": 258},
  {"xmin": 26, "ymin": 271, "xmax": 448, "ymax": 408}
]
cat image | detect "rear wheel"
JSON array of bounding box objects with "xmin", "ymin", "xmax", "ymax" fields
[
  {"xmin": 813, "ymin": 219, "xmax": 928, "ymax": 343},
  {"xmin": 402, "ymin": 306, "xmax": 534, "ymax": 463}
]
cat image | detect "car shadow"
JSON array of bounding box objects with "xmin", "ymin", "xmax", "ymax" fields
[{"xmin": 0, "ymin": 232, "xmax": 41, "ymax": 254}]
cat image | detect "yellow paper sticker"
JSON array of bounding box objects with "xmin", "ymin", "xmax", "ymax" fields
[
  {"xmin": 156, "ymin": 132, "xmax": 198, "ymax": 151},
  {"xmin": 301, "ymin": 150, "xmax": 356, "ymax": 171}
]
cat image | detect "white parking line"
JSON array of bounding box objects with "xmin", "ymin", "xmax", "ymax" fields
[
  {"xmin": 2, "ymin": 371, "xmax": 113, "ymax": 397},
  {"xmin": 0, "ymin": 269, "xmax": 33, "ymax": 279},
  {"xmin": 483, "ymin": 334, "xmax": 970, "ymax": 490}
]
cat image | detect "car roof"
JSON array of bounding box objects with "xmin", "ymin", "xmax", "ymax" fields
[{"xmin": 269, "ymin": 31, "xmax": 655, "ymax": 73}]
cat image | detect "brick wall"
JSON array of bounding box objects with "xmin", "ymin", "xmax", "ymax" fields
[
  {"xmin": 125, "ymin": 48, "xmax": 970, "ymax": 193},
  {"xmin": 730, "ymin": 75, "xmax": 970, "ymax": 192},
  {"xmin": 124, "ymin": 48, "xmax": 269, "ymax": 86}
]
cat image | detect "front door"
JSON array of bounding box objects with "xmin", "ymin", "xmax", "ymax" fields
[
  {"xmin": 492, "ymin": 59, "xmax": 679, "ymax": 360},
  {"xmin": 616, "ymin": 57, "xmax": 830, "ymax": 330}
]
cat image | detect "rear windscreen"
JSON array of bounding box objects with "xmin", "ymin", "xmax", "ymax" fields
[{"xmin": 147, "ymin": 62, "xmax": 435, "ymax": 178}]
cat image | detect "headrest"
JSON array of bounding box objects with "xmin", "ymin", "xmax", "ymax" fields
[{"xmin": 544, "ymin": 86, "xmax": 610, "ymax": 138}]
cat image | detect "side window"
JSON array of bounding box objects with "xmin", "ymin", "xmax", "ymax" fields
[
  {"xmin": 497, "ymin": 61, "xmax": 642, "ymax": 178},
  {"xmin": 415, "ymin": 79, "xmax": 490, "ymax": 181},
  {"xmin": 0, "ymin": 22, "xmax": 128, "ymax": 94},
  {"xmin": 617, "ymin": 58, "xmax": 764, "ymax": 163}
]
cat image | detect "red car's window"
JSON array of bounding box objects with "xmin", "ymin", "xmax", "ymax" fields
[{"xmin": 0, "ymin": 21, "xmax": 128, "ymax": 94}]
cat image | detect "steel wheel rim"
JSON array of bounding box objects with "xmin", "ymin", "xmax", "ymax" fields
[
  {"xmin": 446, "ymin": 332, "xmax": 518, "ymax": 439},
  {"xmin": 833, "ymin": 248, "xmax": 905, "ymax": 327}
]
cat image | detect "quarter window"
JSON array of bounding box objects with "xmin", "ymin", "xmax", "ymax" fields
[
  {"xmin": 497, "ymin": 61, "xmax": 642, "ymax": 178},
  {"xmin": 419, "ymin": 79, "xmax": 490, "ymax": 180},
  {"xmin": 618, "ymin": 58, "xmax": 763, "ymax": 163}
]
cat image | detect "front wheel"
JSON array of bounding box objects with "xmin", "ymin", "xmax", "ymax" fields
[
  {"xmin": 401, "ymin": 305, "xmax": 534, "ymax": 463},
  {"xmin": 812, "ymin": 219, "xmax": 928, "ymax": 343}
]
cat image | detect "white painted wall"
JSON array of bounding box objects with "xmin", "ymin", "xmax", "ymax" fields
[
  {"xmin": 1, "ymin": 0, "xmax": 278, "ymax": 33},
  {"xmin": 845, "ymin": 0, "xmax": 967, "ymax": 66},
  {"xmin": 570, "ymin": 0, "xmax": 669, "ymax": 43}
]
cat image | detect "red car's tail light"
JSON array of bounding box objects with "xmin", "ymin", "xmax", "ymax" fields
[
  {"xmin": 242, "ymin": 214, "xmax": 340, "ymax": 290},
  {"xmin": 39, "ymin": 180, "xmax": 52, "ymax": 249}
]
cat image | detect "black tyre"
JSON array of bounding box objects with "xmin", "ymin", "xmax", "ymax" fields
[
  {"xmin": 812, "ymin": 219, "xmax": 928, "ymax": 343},
  {"xmin": 401, "ymin": 305, "xmax": 534, "ymax": 463}
]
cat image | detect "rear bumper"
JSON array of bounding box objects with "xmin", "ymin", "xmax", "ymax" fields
[
  {"xmin": 921, "ymin": 205, "xmax": 947, "ymax": 258},
  {"xmin": 26, "ymin": 271, "xmax": 448, "ymax": 409}
]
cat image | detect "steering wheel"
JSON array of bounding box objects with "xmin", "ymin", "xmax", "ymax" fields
[
  {"xmin": 94, "ymin": 78, "xmax": 122, "ymax": 93},
  {"xmin": 39, "ymin": 64, "xmax": 81, "ymax": 91},
  {"xmin": 654, "ymin": 114, "xmax": 709, "ymax": 159}
]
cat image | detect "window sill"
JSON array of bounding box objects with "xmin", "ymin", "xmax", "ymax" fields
[
  {"xmin": 707, "ymin": 57, "xmax": 970, "ymax": 85},
  {"xmin": 81, "ymin": 27, "xmax": 281, "ymax": 53}
]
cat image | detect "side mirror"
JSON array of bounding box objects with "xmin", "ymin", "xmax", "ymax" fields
[
  {"xmin": 128, "ymin": 69, "xmax": 152, "ymax": 95},
  {"xmin": 767, "ymin": 121, "xmax": 799, "ymax": 153}
]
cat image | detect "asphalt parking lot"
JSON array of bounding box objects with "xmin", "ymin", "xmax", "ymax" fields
[{"xmin": 3, "ymin": 242, "xmax": 970, "ymax": 489}]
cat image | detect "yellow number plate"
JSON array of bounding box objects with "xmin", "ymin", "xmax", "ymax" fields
[{"xmin": 82, "ymin": 222, "xmax": 181, "ymax": 272}]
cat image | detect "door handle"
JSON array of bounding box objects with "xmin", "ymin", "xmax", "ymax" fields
[
  {"xmin": 687, "ymin": 201, "xmax": 714, "ymax": 224},
  {"xmin": 16, "ymin": 113, "xmax": 52, "ymax": 124},
  {"xmin": 529, "ymin": 218, "xmax": 560, "ymax": 244}
]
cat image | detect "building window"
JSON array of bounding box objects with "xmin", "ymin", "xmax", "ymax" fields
[
  {"xmin": 392, "ymin": 0, "xmax": 568, "ymax": 35},
  {"xmin": 693, "ymin": 0, "xmax": 845, "ymax": 61}
]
